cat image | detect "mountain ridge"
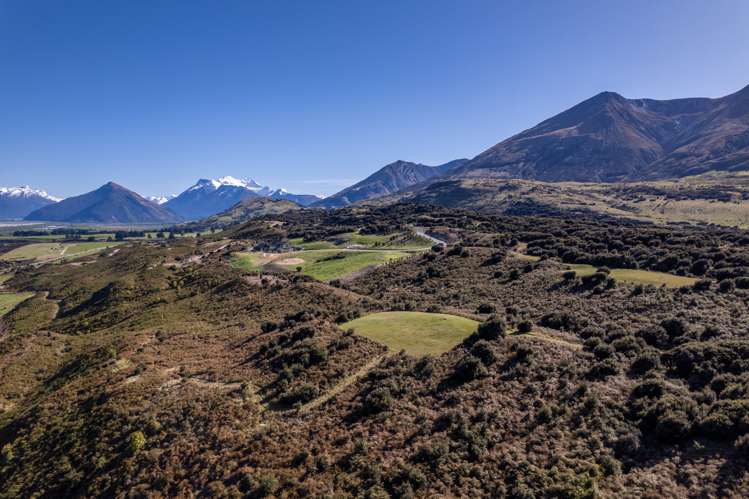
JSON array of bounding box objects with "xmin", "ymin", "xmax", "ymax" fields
[
  {"xmin": 453, "ymin": 84, "xmax": 749, "ymax": 182},
  {"xmin": 164, "ymin": 176, "xmax": 320, "ymax": 219},
  {"xmin": 314, "ymin": 158, "xmax": 468, "ymax": 208},
  {"xmin": 0, "ymin": 185, "xmax": 61, "ymax": 219},
  {"xmin": 25, "ymin": 182, "xmax": 182, "ymax": 224}
]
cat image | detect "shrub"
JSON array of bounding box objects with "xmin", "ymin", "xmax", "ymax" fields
[
  {"xmin": 631, "ymin": 350, "xmax": 661, "ymax": 375},
  {"xmin": 413, "ymin": 356, "xmax": 434, "ymax": 379},
  {"xmin": 539, "ymin": 312, "xmax": 580, "ymax": 332},
  {"xmin": 1, "ymin": 443, "xmax": 13, "ymax": 464},
  {"xmin": 593, "ymin": 344, "xmax": 614, "ymax": 360},
  {"xmin": 471, "ymin": 340, "xmax": 497, "ymax": 366},
  {"xmin": 599, "ymin": 455, "xmax": 621, "ymax": 476},
  {"xmin": 362, "ymin": 387, "xmax": 393, "ymax": 415},
  {"xmin": 735, "ymin": 434, "xmax": 749, "ymax": 452},
  {"xmin": 699, "ymin": 412, "xmax": 734, "ymax": 439},
  {"xmin": 129, "ymin": 431, "xmax": 146, "ymax": 455},
  {"xmin": 517, "ymin": 320, "xmax": 533, "ymax": 334},
  {"xmin": 661, "ymin": 318, "xmax": 688, "ymax": 339},
  {"xmin": 562, "ymin": 270, "xmax": 577, "ymax": 281},
  {"xmin": 582, "ymin": 271, "xmax": 608, "ymax": 287},
  {"xmin": 632, "ymin": 380, "xmax": 664, "ymax": 399},
  {"xmin": 477, "ymin": 315, "xmax": 506, "ymax": 341},
  {"xmin": 693, "ymin": 279, "xmax": 712, "ymax": 291},
  {"xmin": 512, "ymin": 343, "xmax": 533, "ymax": 363},
  {"xmin": 588, "ymin": 359, "xmax": 618, "ymax": 379},
  {"xmin": 254, "ymin": 474, "xmax": 279, "ymax": 497},
  {"xmin": 477, "ymin": 303, "xmax": 496, "ymax": 314},
  {"xmin": 612, "ymin": 335, "xmax": 641, "ymax": 354},
  {"xmin": 691, "ymin": 259, "xmax": 711, "ymax": 276},
  {"xmin": 655, "ymin": 411, "xmax": 691, "ymax": 443},
  {"xmin": 719, "ymin": 279, "xmax": 736, "ymax": 293},
  {"xmin": 736, "ymin": 277, "xmax": 749, "ymax": 289},
  {"xmin": 279, "ymin": 383, "xmax": 319, "ymax": 405},
  {"xmin": 453, "ymin": 355, "xmax": 488, "ymax": 383},
  {"xmin": 414, "ymin": 439, "xmax": 449, "ymax": 466}
]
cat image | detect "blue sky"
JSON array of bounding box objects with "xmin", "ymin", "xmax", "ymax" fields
[{"xmin": 1, "ymin": 0, "xmax": 747, "ymax": 198}]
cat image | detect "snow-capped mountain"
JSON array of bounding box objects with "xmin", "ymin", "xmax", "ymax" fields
[
  {"xmin": 0, "ymin": 185, "xmax": 61, "ymax": 219},
  {"xmin": 147, "ymin": 195, "xmax": 176, "ymax": 205},
  {"xmin": 164, "ymin": 177, "xmax": 321, "ymax": 220}
]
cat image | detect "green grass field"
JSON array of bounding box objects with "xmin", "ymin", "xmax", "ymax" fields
[
  {"xmin": 341, "ymin": 311, "xmax": 479, "ymax": 356},
  {"xmin": 0, "ymin": 241, "xmax": 121, "ymax": 262},
  {"xmin": 290, "ymin": 230, "xmax": 432, "ymax": 251},
  {"xmin": 287, "ymin": 238, "xmax": 338, "ymax": 250},
  {"xmin": 0, "ymin": 292, "xmax": 35, "ymax": 317},
  {"xmin": 0, "ymin": 273, "xmax": 12, "ymax": 285},
  {"xmin": 233, "ymin": 249, "xmax": 412, "ymax": 281},
  {"xmin": 279, "ymin": 249, "xmax": 410, "ymax": 281},
  {"xmin": 564, "ymin": 263, "xmax": 697, "ymax": 288},
  {"xmin": 230, "ymin": 252, "xmax": 266, "ymax": 273}
]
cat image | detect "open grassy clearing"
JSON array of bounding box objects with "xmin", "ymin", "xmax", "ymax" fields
[
  {"xmin": 0, "ymin": 241, "xmax": 121, "ymax": 262},
  {"xmin": 287, "ymin": 238, "xmax": 337, "ymax": 250},
  {"xmin": 340, "ymin": 311, "xmax": 479, "ymax": 356},
  {"xmin": 563, "ymin": 263, "xmax": 698, "ymax": 288},
  {"xmin": 0, "ymin": 273, "xmax": 13, "ymax": 285},
  {"xmin": 290, "ymin": 230, "xmax": 433, "ymax": 251},
  {"xmin": 232, "ymin": 249, "xmax": 412, "ymax": 281},
  {"xmin": 283, "ymin": 249, "xmax": 411, "ymax": 281},
  {"xmin": 0, "ymin": 292, "xmax": 35, "ymax": 317}
]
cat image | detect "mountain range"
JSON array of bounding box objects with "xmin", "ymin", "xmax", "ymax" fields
[
  {"xmin": 453, "ymin": 84, "xmax": 749, "ymax": 182},
  {"xmin": 4, "ymin": 84, "xmax": 749, "ymax": 223},
  {"xmin": 0, "ymin": 177, "xmax": 321, "ymax": 223},
  {"xmin": 0, "ymin": 186, "xmax": 60, "ymax": 219},
  {"xmin": 163, "ymin": 177, "xmax": 321, "ymax": 220}
]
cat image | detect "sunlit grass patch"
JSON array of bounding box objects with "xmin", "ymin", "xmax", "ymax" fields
[
  {"xmin": 0, "ymin": 292, "xmax": 35, "ymax": 317},
  {"xmin": 0, "ymin": 242, "xmax": 120, "ymax": 262},
  {"xmin": 341, "ymin": 311, "xmax": 479, "ymax": 356},
  {"xmin": 564, "ymin": 263, "xmax": 697, "ymax": 288}
]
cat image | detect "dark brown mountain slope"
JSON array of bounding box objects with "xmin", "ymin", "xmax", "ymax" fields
[{"xmin": 454, "ymin": 84, "xmax": 749, "ymax": 182}]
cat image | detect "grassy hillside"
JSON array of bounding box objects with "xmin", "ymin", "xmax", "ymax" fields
[{"xmin": 382, "ymin": 174, "xmax": 749, "ymax": 228}]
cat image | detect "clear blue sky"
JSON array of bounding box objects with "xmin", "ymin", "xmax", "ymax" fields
[{"xmin": 1, "ymin": 0, "xmax": 747, "ymax": 198}]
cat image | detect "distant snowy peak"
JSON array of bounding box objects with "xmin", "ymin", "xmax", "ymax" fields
[
  {"xmin": 147, "ymin": 195, "xmax": 175, "ymax": 205},
  {"xmin": 165, "ymin": 176, "xmax": 321, "ymax": 219},
  {"xmin": 0, "ymin": 185, "xmax": 61, "ymax": 202},
  {"xmin": 189, "ymin": 176, "xmax": 265, "ymax": 192}
]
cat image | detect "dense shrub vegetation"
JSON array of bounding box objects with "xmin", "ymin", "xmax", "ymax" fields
[{"xmin": 1, "ymin": 203, "xmax": 748, "ymax": 497}]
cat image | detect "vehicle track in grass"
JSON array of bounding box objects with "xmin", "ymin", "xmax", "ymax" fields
[{"xmin": 298, "ymin": 353, "xmax": 390, "ymax": 413}]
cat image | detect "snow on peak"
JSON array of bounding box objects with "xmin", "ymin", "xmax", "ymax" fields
[
  {"xmin": 148, "ymin": 195, "xmax": 175, "ymax": 205},
  {"xmin": 0, "ymin": 185, "xmax": 61, "ymax": 202},
  {"xmin": 189, "ymin": 176, "xmax": 264, "ymax": 191},
  {"xmin": 183, "ymin": 176, "xmax": 301, "ymax": 199},
  {"xmin": 216, "ymin": 176, "xmax": 262, "ymax": 188}
]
